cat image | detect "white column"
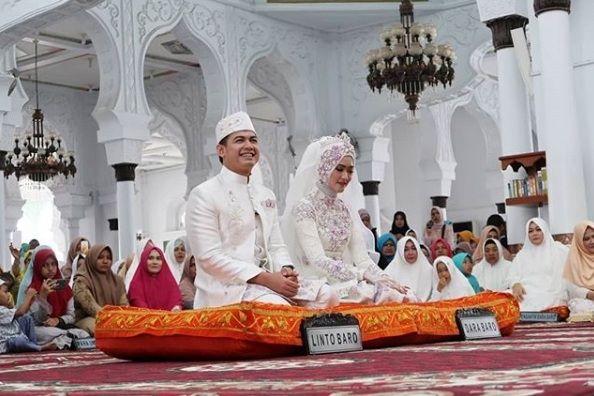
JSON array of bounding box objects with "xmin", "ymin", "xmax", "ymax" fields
[
  {"xmin": 66, "ymin": 219, "xmax": 80, "ymax": 246},
  {"xmin": 112, "ymin": 163, "xmax": 138, "ymax": 260},
  {"xmin": 497, "ymin": 47, "xmax": 537, "ymax": 244},
  {"xmin": 0, "ymin": 170, "xmax": 6, "ymax": 271},
  {"xmin": 116, "ymin": 180, "xmax": 136, "ymax": 259},
  {"xmin": 357, "ymin": 136, "xmax": 391, "ymax": 234},
  {"xmin": 485, "ymin": 14, "xmax": 538, "ymax": 244},
  {"xmin": 534, "ymin": 5, "xmax": 587, "ymax": 234},
  {"xmin": 362, "ymin": 183, "xmax": 381, "ymax": 234}
]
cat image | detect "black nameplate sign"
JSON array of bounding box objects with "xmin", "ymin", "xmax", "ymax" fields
[
  {"xmin": 455, "ymin": 308, "xmax": 501, "ymax": 340},
  {"xmin": 300, "ymin": 313, "xmax": 362, "ymax": 355},
  {"xmin": 520, "ymin": 312, "xmax": 559, "ymax": 323}
]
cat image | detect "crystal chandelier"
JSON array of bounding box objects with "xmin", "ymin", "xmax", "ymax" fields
[
  {"xmin": 365, "ymin": 0, "xmax": 456, "ymax": 116},
  {"xmin": 4, "ymin": 40, "xmax": 76, "ymax": 183}
]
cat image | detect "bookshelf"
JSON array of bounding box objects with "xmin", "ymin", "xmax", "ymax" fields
[{"xmin": 499, "ymin": 151, "xmax": 547, "ymax": 207}]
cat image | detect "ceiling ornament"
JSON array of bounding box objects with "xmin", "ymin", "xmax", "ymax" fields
[
  {"xmin": 365, "ymin": 0, "xmax": 456, "ymax": 120},
  {"xmin": 3, "ymin": 40, "xmax": 76, "ymax": 183}
]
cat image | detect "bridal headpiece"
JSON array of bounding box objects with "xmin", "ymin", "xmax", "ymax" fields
[{"xmin": 316, "ymin": 134, "xmax": 356, "ymax": 184}]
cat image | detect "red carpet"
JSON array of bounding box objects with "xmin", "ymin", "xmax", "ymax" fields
[{"xmin": 1, "ymin": 322, "xmax": 593, "ymax": 395}]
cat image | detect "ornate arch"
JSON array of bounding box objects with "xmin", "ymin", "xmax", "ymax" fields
[
  {"xmin": 247, "ymin": 54, "xmax": 295, "ymax": 134},
  {"xmin": 147, "ymin": 103, "xmax": 187, "ymax": 159},
  {"xmin": 238, "ymin": 9, "xmax": 321, "ymax": 139}
]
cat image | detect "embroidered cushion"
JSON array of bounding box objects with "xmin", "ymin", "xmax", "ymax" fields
[{"xmin": 96, "ymin": 292, "xmax": 520, "ymax": 360}]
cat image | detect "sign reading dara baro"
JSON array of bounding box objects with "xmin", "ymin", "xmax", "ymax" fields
[{"xmin": 455, "ymin": 308, "xmax": 502, "ymax": 340}]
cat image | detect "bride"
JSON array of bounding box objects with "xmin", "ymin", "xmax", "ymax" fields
[{"xmin": 282, "ymin": 135, "xmax": 413, "ymax": 304}]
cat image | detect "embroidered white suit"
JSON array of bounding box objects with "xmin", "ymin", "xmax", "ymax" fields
[{"xmin": 186, "ymin": 166, "xmax": 293, "ymax": 309}]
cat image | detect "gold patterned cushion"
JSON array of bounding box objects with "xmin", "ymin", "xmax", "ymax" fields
[{"xmin": 96, "ymin": 292, "xmax": 519, "ymax": 360}]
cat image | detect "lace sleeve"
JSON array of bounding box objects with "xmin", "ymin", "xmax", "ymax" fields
[
  {"xmin": 293, "ymin": 202, "xmax": 357, "ymax": 282},
  {"xmin": 348, "ymin": 221, "xmax": 375, "ymax": 273}
]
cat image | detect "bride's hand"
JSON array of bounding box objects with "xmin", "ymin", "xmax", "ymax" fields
[{"xmin": 377, "ymin": 276, "xmax": 409, "ymax": 294}]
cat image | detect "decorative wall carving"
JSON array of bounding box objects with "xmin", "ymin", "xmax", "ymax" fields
[
  {"xmin": 248, "ymin": 56, "xmax": 295, "ymax": 133},
  {"xmin": 187, "ymin": 2, "xmax": 226, "ymax": 63},
  {"xmin": 95, "ymin": 0, "xmax": 120, "ymax": 37},
  {"xmin": 238, "ymin": 17, "xmax": 273, "ymax": 65},
  {"xmin": 0, "ymin": 0, "xmax": 103, "ymax": 50},
  {"xmin": 137, "ymin": 0, "xmax": 185, "ymax": 41},
  {"xmin": 145, "ymin": 70, "xmax": 206, "ymax": 171},
  {"xmin": 147, "ymin": 104, "xmax": 187, "ymax": 159}
]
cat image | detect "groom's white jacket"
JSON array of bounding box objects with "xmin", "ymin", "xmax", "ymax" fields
[{"xmin": 186, "ymin": 166, "xmax": 293, "ymax": 308}]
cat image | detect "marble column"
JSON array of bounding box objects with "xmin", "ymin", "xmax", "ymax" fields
[
  {"xmin": 0, "ymin": 152, "xmax": 6, "ymax": 271},
  {"xmin": 54, "ymin": 190, "xmax": 91, "ymax": 247},
  {"xmin": 361, "ymin": 181, "xmax": 381, "ymax": 234},
  {"xmin": 357, "ymin": 136, "xmax": 391, "ymax": 234},
  {"xmin": 533, "ymin": 0, "xmax": 587, "ymax": 235},
  {"xmin": 484, "ymin": 14, "xmax": 537, "ymax": 244},
  {"xmin": 112, "ymin": 163, "xmax": 138, "ymax": 260}
]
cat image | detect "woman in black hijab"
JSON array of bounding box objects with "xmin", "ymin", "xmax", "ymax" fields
[{"xmin": 390, "ymin": 211, "xmax": 410, "ymax": 240}]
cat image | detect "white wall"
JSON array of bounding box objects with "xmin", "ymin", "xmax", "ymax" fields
[
  {"xmin": 530, "ymin": 0, "xmax": 594, "ymax": 220},
  {"xmin": 381, "ymin": 114, "xmax": 426, "ymax": 233},
  {"xmin": 447, "ymin": 107, "xmax": 496, "ymax": 231},
  {"xmin": 137, "ymin": 165, "xmax": 187, "ymax": 249}
]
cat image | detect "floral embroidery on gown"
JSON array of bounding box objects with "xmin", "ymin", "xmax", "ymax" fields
[{"xmin": 283, "ymin": 135, "xmax": 410, "ymax": 304}]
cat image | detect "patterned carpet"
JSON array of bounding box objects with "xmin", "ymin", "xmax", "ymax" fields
[{"xmin": 1, "ymin": 322, "xmax": 593, "ymax": 395}]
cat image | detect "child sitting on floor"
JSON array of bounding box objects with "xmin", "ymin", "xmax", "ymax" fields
[{"xmin": 0, "ymin": 279, "xmax": 55, "ymax": 353}]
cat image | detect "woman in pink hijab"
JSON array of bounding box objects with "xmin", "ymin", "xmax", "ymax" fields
[{"xmin": 127, "ymin": 243, "xmax": 182, "ymax": 311}]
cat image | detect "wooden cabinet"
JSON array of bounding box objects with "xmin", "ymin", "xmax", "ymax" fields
[{"xmin": 499, "ymin": 151, "xmax": 547, "ymax": 207}]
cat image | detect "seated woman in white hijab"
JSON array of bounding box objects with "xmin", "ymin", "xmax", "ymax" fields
[
  {"xmin": 405, "ymin": 229, "xmax": 418, "ymax": 241},
  {"xmin": 430, "ymin": 256, "xmax": 475, "ymax": 301},
  {"xmin": 472, "ymin": 238, "xmax": 512, "ymax": 292},
  {"xmin": 164, "ymin": 236, "xmax": 189, "ymax": 284},
  {"xmin": 563, "ymin": 220, "xmax": 594, "ymax": 316},
  {"xmin": 423, "ymin": 207, "xmax": 455, "ymax": 249},
  {"xmin": 510, "ymin": 218, "xmax": 571, "ymax": 311},
  {"xmin": 384, "ymin": 236, "xmax": 432, "ymax": 302},
  {"xmin": 282, "ymin": 135, "xmax": 411, "ymax": 304}
]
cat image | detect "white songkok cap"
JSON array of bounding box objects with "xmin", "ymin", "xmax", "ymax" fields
[{"xmin": 215, "ymin": 111, "xmax": 256, "ymax": 143}]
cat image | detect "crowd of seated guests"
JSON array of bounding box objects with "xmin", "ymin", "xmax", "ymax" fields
[
  {"xmin": 364, "ymin": 208, "xmax": 594, "ymax": 315},
  {"xmin": 0, "ymin": 235, "xmax": 195, "ymax": 355},
  {"xmin": 2, "ymin": 208, "xmax": 594, "ymax": 355}
]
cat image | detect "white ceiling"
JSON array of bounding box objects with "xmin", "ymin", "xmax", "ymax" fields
[
  {"xmin": 252, "ymin": 0, "xmax": 474, "ymax": 32},
  {"xmin": 13, "ymin": 0, "xmax": 472, "ymax": 171}
]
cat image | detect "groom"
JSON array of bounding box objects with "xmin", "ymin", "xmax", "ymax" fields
[{"xmin": 186, "ymin": 111, "xmax": 334, "ymax": 309}]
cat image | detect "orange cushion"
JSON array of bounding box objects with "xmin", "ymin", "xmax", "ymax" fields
[
  {"xmin": 542, "ymin": 305, "xmax": 570, "ymax": 321},
  {"xmin": 96, "ymin": 292, "xmax": 519, "ymax": 360}
]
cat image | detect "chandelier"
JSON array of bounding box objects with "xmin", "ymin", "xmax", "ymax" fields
[
  {"xmin": 365, "ymin": 0, "xmax": 456, "ymax": 115},
  {"xmin": 4, "ymin": 39, "xmax": 76, "ymax": 183}
]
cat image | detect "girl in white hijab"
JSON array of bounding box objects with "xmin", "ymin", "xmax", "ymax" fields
[
  {"xmin": 510, "ymin": 217, "xmax": 570, "ymax": 311},
  {"xmin": 68, "ymin": 254, "xmax": 86, "ymax": 289},
  {"xmin": 473, "ymin": 238, "xmax": 512, "ymax": 292},
  {"xmin": 430, "ymin": 256, "xmax": 475, "ymax": 301},
  {"xmin": 163, "ymin": 236, "xmax": 189, "ymax": 284},
  {"xmin": 385, "ymin": 236, "xmax": 432, "ymax": 301},
  {"xmin": 423, "ymin": 206, "xmax": 455, "ymax": 249}
]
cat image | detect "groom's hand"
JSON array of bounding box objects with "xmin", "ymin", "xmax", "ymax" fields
[
  {"xmin": 281, "ymin": 266, "xmax": 299, "ymax": 283},
  {"xmin": 249, "ymin": 272, "xmax": 299, "ymax": 298}
]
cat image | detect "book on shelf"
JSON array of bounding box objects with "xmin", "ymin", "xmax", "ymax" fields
[{"xmin": 506, "ymin": 167, "xmax": 548, "ymax": 199}]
